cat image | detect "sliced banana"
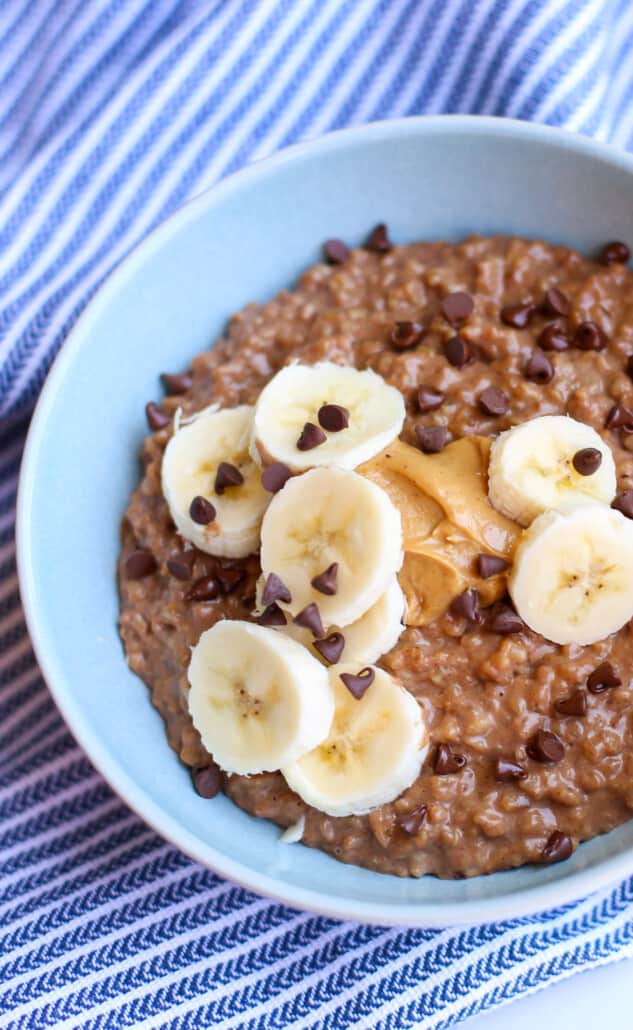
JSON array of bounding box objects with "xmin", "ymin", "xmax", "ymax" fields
[
  {"xmin": 251, "ymin": 362, "xmax": 405, "ymax": 471},
  {"xmin": 162, "ymin": 405, "xmax": 270, "ymax": 558},
  {"xmin": 260, "ymin": 466, "xmax": 403, "ymax": 627},
  {"xmin": 509, "ymin": 503, "xmax": 633, "ymax": 645},
  {"xmin": 188, "ymin": 620, "xmax": 334, "ymax": 775},
  {"xmin": 488, "ymin": 414, "xmax": 616, "ymax": 526},
  {"xmin": 282, "ymin": 664, "xmax": 428, "ymax": 817}
]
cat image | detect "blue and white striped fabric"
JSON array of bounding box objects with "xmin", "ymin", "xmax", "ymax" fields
[{"xmin": 3, "ymin": 1, "xmax": 633, "ymax": 1025}]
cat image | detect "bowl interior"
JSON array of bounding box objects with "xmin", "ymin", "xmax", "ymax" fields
[{"xmin": 18, "ymin": 117, "xmax": 633, "ymax": 925}]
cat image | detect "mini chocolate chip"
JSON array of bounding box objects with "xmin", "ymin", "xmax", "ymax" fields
[
  {"xmin": 489, "ymin": 606, "xmax": 524, "ymax": 635},
  {"xmin": 538, "ymin": 323, "xmax": 569, "ymax": 352},
  {"xmin": 397, "ymin": 803, "xmax": 428, "ymax": 836},
  {"xmin": 311, "ymin": 562, "xmax": 338, "ymax": 596},
  {"xmin": 541, "ymin": 830, "xmax": 573, "ymax": 864},
  {"xmin": 192, "ymin": 763, "xmax": 222, "ymax": 799},
  {"xmin": 500, "ymin": 302, "xmax": 535, "ymax": 328},
  {"xmin": 125, "ymin": 549, "xmax": 157, "ymax": 580},
  {"xmin": 145, "ymin": 401, "xmax": 170, "ymax": 430},
  {"xmin": 524, "ymin": 351, "xmax": 554, "ymax": 384},
  {"xmin": 389, "ymin": 320, "xmax": 426, "ymax": 350},
  {"xmin": 477, "ymin": 554, "xmax": 510, "ymax": 579},
  {"xmin": 600, "ymin": 240, "xmax": 630, "ymax": 265},
  {"xmin": 258, "ymin": 602, "xmax": 287, "ymax": 627},
  {"xmin": 574, "ymin": 321, "xmax": 607, "ymax": 351},
  {"xmin": 293, "ymin": 603, "xmax": 324, "ymax": 638},
  {"xmin": 314, "ymin": 632, "xmax": 345, "ymax": 664},
  {"xmin": 542, "ymin": 287, "xmax": 570, "ymax": 317},
  {"xmin": 189, "ymin": 496, "xmax": 216, "ymax": 524},
  {"xmin": 415, "ymin": 424, "xmax": 449, "ymax": 454},
  {"xmin": 318, "ymin": 404, "xmax": 349, "ymax": 432},
  {"xmin": 214, "ymin": 461, "xmax": 244, "ymax": 494},
  {"xmin": 555, "ymin": 690, "xmax": 588, "ymax": 717},
  {"xmin": 262, "ymin": 573, "xmax": 291, "ymax": 606},
  {"xmin": 161, "ymin": 371, "xmax": 193, "ymax": 395},
  {"xmin": 449, "ymin": 588, "xmax": 481, "ymax": 623},
  {"xmin": 572, "ymin": 447, "xmax": 602, "ymax": 476},
  {"xmin": 323, "ymin": 238, "xmax": 350, "ymax": 264},
  {"xmin": 417, "ymin": 386, "xmax": 444, "ymax": 413},
  {"xmin": 612, "ymin": 490, "xmax": 633, "ymax": 518},
  {"xmin": 365, "ymin": 223, "xmax": 392, "ymax": 253},
  {"xmin": 433, "ymin": 742, "xmax": 467, "ymax": 775},
  {"xmin": 340, "ymin": 667, "xmax": 375, "ymax": 699},
  {"xmin": 494, "ymin": 757, "xmax": 527, "ymax": 782},
  {"xmin": 297, "ymin": 422, "xmax": 327, "ymax": 451},
  {"xmin": 441, "ymin": 291, "xmax": 474, "ymax": 326},
  {"xmin": 479, "ymin": 386, "xmax": 509, "ymax": 416},
  {"xmin": 444, "ymin": 335, "xmax": 471, "ymax": 368},
  {"xmin": 527, "ymin": 729, "xmax": 565, "ymax": 764},
  {"xmin": 587, "ymin": 661, "xmax": 622, "ymax": 693},
  {"xmin": 262, "ymin": 462, "xmax": 292, "ymax": 493},
  {"xmin": 166, "ymin": 550, "xmax": 196, "ymax": 581},
  {"xmin": 186, "ymin": 576, "xmax": 220, "ymax": 602},
  {"xmin": 215, "ymin": 566, "xmax": 246, "ymax": 594},
  {"xmin": 605, "ymin": 404, "xmax": 633, "ymax": 431}
]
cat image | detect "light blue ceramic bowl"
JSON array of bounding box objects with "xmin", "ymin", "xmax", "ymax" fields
[{"xmin": 17, "ymin": 116, "xmax": 633, "ymax": 926}]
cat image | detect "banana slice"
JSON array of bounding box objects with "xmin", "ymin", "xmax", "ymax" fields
[
  {"xmin": 188, "ymin": 620, "xmax": 334, "ymax": 775},
  {"xmin": 282, "ymin": 664, "xmax": 428, "ymax": 817},
  {"xmin": 260, "ymin": 466, "xmax": 403, "ymax": 627},
  {"xmin": 162, "ymin": 405, "xmax": 270, "ymax": 558},
  {"xmin": 488, "ymin": 415, "xmax": 616, "ymax": 526},
  {"xmin": 509, "ymin": 503, "xmax": 633, "ymax": 645},
  {"xmin": 251, "ymin": 362, "xmax": 405, "ymax": 471}
]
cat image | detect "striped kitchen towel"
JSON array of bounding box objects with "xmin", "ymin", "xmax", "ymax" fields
[{"xmin": 3, "ymin": 1, "xmax": 633, "ymax": 1026}]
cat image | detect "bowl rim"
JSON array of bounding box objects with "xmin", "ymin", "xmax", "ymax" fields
[{"xmin": 16, "ymin": 114, "xmax": 633, "ymax": 927}]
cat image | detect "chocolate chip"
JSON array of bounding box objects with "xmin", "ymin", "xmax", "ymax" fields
[
  {"xmin": 477, "ymin": 554, "xmax": 510, "ymax": 579},
  {"xmin": 215, "ymin": 566, "xmax": 246, "ymax": 594},
  {"xmin": 449, "ymin": 588, "xmax": 481, "ymax": 623},
  {"xmin": 500, "ymin": 302, "xmax": 535, "ymax": 328},
  {"xmin": 494, "ymin": 757, "xmax": 527, "ymax": 782},
  {"xmin": 600, "ymin": 240, "xmax": 630, "ymax": 265},
  {"xmin": 572, "ymin": 447, "xmax": 602, "ymax": 476},
  {"xmin": 555, "ymin": 690, "xmax": 588, "ymax": 717},
  {"xmin": 262, "ymin": 462, "xmax": 292, "ymax": 493},
  {"xmin": 389, "ymin": 321, "xmax": 425, "ymax": 350},
  {"xmin": 444, "ymin": 335, "xmax": 471, "ymax": 368},
  {"xmin": 313, "ymin": 632, "xmax": 345, "ymax": 664},
  {"xmin": 587, "ymin": 661, "xmax": 621, "ymax": 693},
  {"xmin": 297, "ymin": 422, "xmax": 326, "ymax": 451},
  {"xmin": 258, "ymin": 602, "xmax": 287, "ymax": 627},
  {"xmin": 340, "ymin": 667, "xmax": 375, "ymax": 699},
  {"xmin": 262, "ymin": 573, "xmax": 291, "ymax": 606},
  {"xmin": 397, "ymin": 803, "xmax": 428, "ymax": 836},
  {"xmin": 417, "ymin": 386, "xmax": 444, "ymax": 413},
  {"xmin": 166, "ymin": 550, "xmax": 196, "ymax": 581},
  {"xmin": 323, "ymin": 238, "xmax": 350, "ymax": 264},
  {"xmin": 311, "ymin": 562, "xmax": 338, "ymax": 596},
  {"xmin": 526, "ymin": 729, "xmax": 565, "ymax": 764},
  {"xmin": 524, "ymin": 351, "xmax": 554, "ymax": 384},
  {"xmin": 626, "ymin": 354, "xmax": 633, "ymax": 379},
  {"xmin": 145, "ymin": 402, "xmax": 170, "ymax": 430},
  {"xmin": 606, "ymin": 404, "xmax": 633, "ymax": 431},
  {"xmin": 214, "ymin": 461, "xmax": 244, "ymax": 494},
  {"xmin": 189, "ymin": 496, "xmax": 216, "ymax": 524},
  {"xmin": 161, "ymin": 371, "xmax": 193, "ymax": 395},
  {"xmin": 538, "ymin": 323, "xmax": 569, "ymax": 352},
  {"xmin": 293, "ymin": 603, "xmax": 324, "ymax": 638},
  {"xmin": 479, "ymin": 386, "xmax": 509, "ymax": 416},
  {"xmin": 541, "ymin": 830, "xmax": 573, "ymax": 864},
  {"xmin": 415, "ymin": 424, "xmax": 449, "ymax": 454},
  {"xmin": 489, "ymin": 606, "xmax": 524, "ymax": 635},
  {"xmin": 186, "ymin": 576, "xmax": 220, "ymax": 602},
  {"xmin": 192, "ymin": 762, "xmax": 222, "ymax": 799},
  {"xmin": 542, "ymin": 288, "xmax": 570, "ymax": 317},
  {"xmin": 574, "ymin": 321, "xmax": 607, "ymax": 351},
  {"xmin": 125, "ymin": 549, "xmax": 157, "ymax": 580},
  {"xmin": 318, "ymin": 404, "xmax": 349, "ymax": 432},
  {"xmin": 612, "ymin": 490, "xmax": 633, "ymax": 518},
  {"xmin": 441, "ymin": 291, "xmax": 474, "ymax": 326},
  {"xmin": 433, "ymin": 742, "xmax": 467, "ymax": 775},
  {"xmin": 365, "ymin": 223, "xmax": 392, "ymax": 253}
]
